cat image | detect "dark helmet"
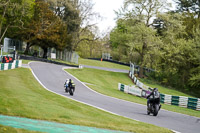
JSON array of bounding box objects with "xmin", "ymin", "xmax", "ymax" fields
[
  {"xmin": 69, "ymin": 79, "xmax": 72, "ymax": 82},
  {"xmin": 153, "ymin": 88, "xmax": 158, "ymax": 91}
]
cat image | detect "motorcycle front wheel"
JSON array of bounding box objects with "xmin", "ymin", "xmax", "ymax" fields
[
  {"xmin": 69, "ymin": 88, "xmax": 74, "ymax": 96},
  {"xmin": 153, "ymin": 104, "xmax": 159, "ymax": 116}
]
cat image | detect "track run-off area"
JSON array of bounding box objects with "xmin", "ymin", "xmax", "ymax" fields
[{"xmin": 26, "ymin": 61, "xmax": 200, "ymax": 133}]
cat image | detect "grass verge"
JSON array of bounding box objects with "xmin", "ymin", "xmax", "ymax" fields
[
  {"xmin": 0, "ymin": 125, "xmax": 40, "ymax": 133},
  {"xmin": 140, "ymin": 78, "xmax": 194, "ymax": 97},
  {"xmin": 22, "ymin": 60, "xmax": 32, "ymax": 64},
  {"xmin": 48, "ymin": 58, "xmax": 78, "ymax": 66},
  {"xmin": 79, "ymin": 58, "xmax": 129, "ymax": 70},
  {"xmin": 66, "ymin": 68, "xmax": 200, "ymax": 118},
  {"xmin": 0, "ymin": 68, "xmax": 171, "ymax": 133}
]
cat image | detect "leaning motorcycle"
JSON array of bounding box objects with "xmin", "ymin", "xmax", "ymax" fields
[
  {"xmin": 147, "ymin": 98, "xmax": 160, "ymax": 116},
  {"xmin": 64, "ymin": 83, "xmax": 75, "ymax": 96}
]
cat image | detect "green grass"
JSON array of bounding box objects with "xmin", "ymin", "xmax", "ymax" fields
[
  {"xmin": 0, "ymin": 68, "xmax": 171, "ymax": 133},
  {"xmin": 0, "ymin": 51, "xmax": 8, "ymax": 56},
  {"xmin": 79, "ymin": 58, "xmax": 129, "ymax": 70},
  {"xmin": 140, "ymin": 78, "xmax": 194, "ymax": 97},
  {"xmin": 66, "ymin": 68, "xmax": 200, "ymax": 118},
  {"xmin": 48, "ymin": 58, "xmax": 78, "ymax": 66},
  {"xmin": 22, "ymin": 60, "xmax": 32, "ymax": 64},
  {"xmin": 0, "ymin": 125, "xmax": 40, "ymax": 133}
]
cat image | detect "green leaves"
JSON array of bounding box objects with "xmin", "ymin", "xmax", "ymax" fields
[
  {"xmin": 189, "ymin": 66, "xmax": 200, "ymax": 88},
  {"xmin": 0, "ymin": 0, "xmax": 35, "ymax": 42},
  {"xmin": 111, "ymin": 1, "xmax": 200, "ymax": 96}
]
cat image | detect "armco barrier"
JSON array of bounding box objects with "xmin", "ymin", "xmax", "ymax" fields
[
  {"xmin": 0, "ymin": 60, "xmax": 22, "ymax": 71},
  {"xmin": 197, "ymin": 99, "xmax": 200, "ymax": 111},
  {"xmin": 171, "ymin": 96, "xmax": 179, "ymax": 106},
  {"xmin": 156, "ymin": 93, "xmax": 200, "ymax": 111},
  {"xmin": 187, "ymin": 98, "xmax": 198, "ymax": 110},
  {"xmin": 118, "ymin": 83, "xmax": 142, "ymax": 97},
  {"xmin": 129, "ymin": 86, "xmax": 142, "ymax": 96},
  {"xmin": 20, "ymin": 55, "xmax": 79, "ymax": 68},
  {"xmin": 128, "ymin": 66, "xmax": 200, "ymax": 111},
  {"xmin": 179, "ymin": 96, "xmax": 188, "ymax": 107}
]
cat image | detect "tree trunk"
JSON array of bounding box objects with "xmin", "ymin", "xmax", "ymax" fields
[
  {"xmin": 138, "ymin": 37, "xmax": 147, "ymax": 78},
  {"xmin": 139, "ymin": 66, "xmax": 144, "ymax": 78},
  {"xmin": 43, "ymin": 47, "xmax": 48, "ymax": 59},
  {"xmin": 24, "ymin": 42, "xmax": 31, "ymax": 55}
]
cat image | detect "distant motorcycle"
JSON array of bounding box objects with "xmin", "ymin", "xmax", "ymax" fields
[
  {"xmin": 147, "ymin": 98, "xmax": 160, "ymax": 116},
  {"xmin": 64, "ymin": 80, "xmax": 75, "ymax": 96}
]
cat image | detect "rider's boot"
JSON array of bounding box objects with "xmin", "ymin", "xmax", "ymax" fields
[{"xmin": 159, "ymin": 104, "xmax": 162, "ymax": 110}]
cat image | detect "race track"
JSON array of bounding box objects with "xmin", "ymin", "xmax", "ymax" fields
[{"xmin": 29, "ymin": 62, "xmax": 200, "ymax": 133}]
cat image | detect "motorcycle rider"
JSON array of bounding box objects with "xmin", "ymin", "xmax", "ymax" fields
[
  {"xmin": 64, "ymin": 79, "xmax": 70, "ymax": 92},
  {"xmin": 68, "ymin": 79, "xmax": 75, "ymax": 91},
  {"xmin": 68, "ymin": 79, "xmax": 72, "ymax": 88},
  {"xmin": 147, "ymin": 88, "xmax": 161, "ymax": 111},
  {"xmin": 64, "ymin": 79, "xmax": 69, "ymax": 87}
]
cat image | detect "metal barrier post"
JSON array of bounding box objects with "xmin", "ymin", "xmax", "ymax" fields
[{"xmin": 0, "ymin": 45, "xmax": 3, "ymax": 62}]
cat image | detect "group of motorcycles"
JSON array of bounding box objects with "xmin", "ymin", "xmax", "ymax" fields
[
  {"xmin": 64, "ymin": 79, "xmax": 161, "ymax": 116},
  {"xmin": 64, "ymin": 79, "xmax": 75, "ymax": 96}
]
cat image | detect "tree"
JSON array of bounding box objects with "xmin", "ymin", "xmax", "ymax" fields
[
  {"xmin": 151, "ymin": 12, "xmax": 200, "ymax": 96},
  {"xmin": 175, "ymin": 0, "xmax": 200, "ymax": 17},
  {"xmin": 0, "ymin": 0, "xmax": 34, "ymax": 44},
  {"xmin": 48, "ymin": 0, "xmax": 81, "ymax": 51},
  {"xmin": 174, "ymin": 0, "xmax": 200, "ymax": 38},
  {"xmin": 188, "ymin": 25, "xmax": 200, "ymax": 91},
  {"xmin": 111, "ymin": 0, "xmax": 169, "ymax": 77},
  {"xmin": 73, "ymin": 0, "xmax": 101, "ymax": 50},
  {"xmin": 33, "ymin": 0, "xmax": 71, "ymax": 58},
  {"xmin": 110, "ymin": 19, "xmax": 132, "ymax": 62},
  {"xmin": 16, "ymin": 0, "xmax": 70, "ymax": 58},
  {"xmin": 76, "ymin": 26, "xmax": 103, "ymax": 58},
  {"xmin": 116, "ymin": 0, "xmax": 169, "ymax": 26}
]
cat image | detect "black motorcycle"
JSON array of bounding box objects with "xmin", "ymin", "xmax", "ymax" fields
[
  {"xmin": 64, "ymin": 83, "xmax": 75, "ymax": 96},
  {"xmin": 147, "ymin": 98, "xmax": 160, "ymax": 116}
]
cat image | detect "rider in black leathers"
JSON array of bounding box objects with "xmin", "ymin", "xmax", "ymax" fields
[
  {"xmin": 68, "ymin": 79, "xmax": 75, "ymax": 91},
  {"xmin": 147, "ymin": 88, "xmax": 161, "ymax": 111},
  {"xmin": 68, "ymin": 79, "xmax": 72, "ymax": 88}
]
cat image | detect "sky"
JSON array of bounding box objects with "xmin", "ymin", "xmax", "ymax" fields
[{"xmin": 92, "ymin": 0, "xmax": 176, "ymax": 34}]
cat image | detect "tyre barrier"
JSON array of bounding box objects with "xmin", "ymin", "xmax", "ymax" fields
[
  {"xmin": 128, "ymin": 70, "xmax": 200, "ymax": 111},
  {"xmin": 0, "ymin": 60, "xmax": 22, "ymax": 71}
]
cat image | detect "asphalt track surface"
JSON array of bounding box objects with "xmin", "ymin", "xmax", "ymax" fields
[{"xmin": 29, "ymin": 62, "xmax": 200, "ymax": 133}]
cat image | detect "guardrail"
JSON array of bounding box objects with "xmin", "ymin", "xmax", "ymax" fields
[
  {"xmin": 118, "ymin": 83, "xmax": 151, "ymax": 98},
  {"xmin": 160, "ymin": 94, "xmax": 200, "ymax": 111},
  {"xmin": 20, "ymin": 55, "xmax": 79, "ymax": 68},
  {"xmin": 126, "ymin": 69, "xmax": 200, "ymax": 111},
  {"xmin": 0, "ymin": 60, "xmax": 22, "ymax": 71},
  {"xmin": 118, "ymin": 82, "xmax": 200, "ymax": 111}
]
